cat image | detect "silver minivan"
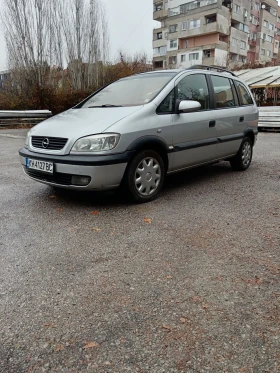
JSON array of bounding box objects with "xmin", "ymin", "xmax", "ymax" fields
[{"xmin": 19, "ymin": 66, "xmax": 258, "ymax": 202}]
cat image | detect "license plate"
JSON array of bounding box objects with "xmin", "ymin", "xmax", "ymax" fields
[{"xmin": 26, "ymin": 158, "xmax": 53, "ymax": 174}]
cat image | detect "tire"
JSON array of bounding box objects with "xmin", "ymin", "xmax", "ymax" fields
[
  {"xmin": 124, "ymin": 150, "xmax": 166, "ymax": 203},
  {"xmin": 230, "ymin": 137, "xmax": 253, "ymax": 171}
]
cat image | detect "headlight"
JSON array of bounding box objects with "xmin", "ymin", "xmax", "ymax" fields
[
  {"xmin": 71, "ymin": 134, "xmax": 120, "ymax": 152},
  {"xmin": 25, "ymin": 131, "xmax": 31, "ymax": 147}
]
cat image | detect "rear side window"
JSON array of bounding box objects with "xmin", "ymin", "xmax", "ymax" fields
[
  {"xmin": 235, "ymin": 81, "xmax": 254, "ymax": 105},
  {"xmin": 211, "ymin": 75, "xmax": 237, "ymax": 108}
]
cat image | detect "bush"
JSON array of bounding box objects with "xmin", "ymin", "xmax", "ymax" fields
[{"xmin": 0, "ymin": 55, "xmax": 152, "ymax": 115}]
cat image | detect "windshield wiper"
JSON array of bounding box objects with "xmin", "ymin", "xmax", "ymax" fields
[{"xmin": 88, "ymin": 104, "xmax": 123, "ymax": 108}]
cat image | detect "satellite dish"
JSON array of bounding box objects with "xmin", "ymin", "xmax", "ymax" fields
[{"xmin": 262, "ymin": 4, "xmax": 266, "ymax": 8}]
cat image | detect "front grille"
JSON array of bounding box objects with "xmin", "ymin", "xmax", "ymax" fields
[
  {"xmin": 31, "ymin": 136, "xmax": 68, "ymax": 150},
  {"xmin": 25, "ymin": 167, "xmax": 72, "ymax": 185}
]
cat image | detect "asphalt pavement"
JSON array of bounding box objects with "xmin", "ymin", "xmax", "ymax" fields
[{"xmin": 0, "ymin": 130, "xmax": 279, "ymax": 373}]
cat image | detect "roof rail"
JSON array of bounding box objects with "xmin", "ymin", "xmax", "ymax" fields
[{"xmin": 188, "ymin": 65, "xmax": 236, "ymax": 77}]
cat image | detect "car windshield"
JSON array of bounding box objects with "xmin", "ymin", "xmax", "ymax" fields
[{"xmin": 82, "ymin": 73, "xmax": 177, "ymax": 108}]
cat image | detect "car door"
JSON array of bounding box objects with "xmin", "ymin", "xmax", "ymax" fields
[
  {"xmin": 169, "ymin": 73, "xmax": 218, "ymax": 171},
  {"xmin": 209, "ymin": 74, "xmax": 244, "ymax": 158}
]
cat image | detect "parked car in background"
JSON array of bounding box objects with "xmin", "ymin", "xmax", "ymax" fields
[{"xmin": 19, "ymin": 65, "xmax": 258, "ymax": 203}]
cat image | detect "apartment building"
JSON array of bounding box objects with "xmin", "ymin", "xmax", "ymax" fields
[
  {"xmin": 0, "ymin": 70, "xmax": 10, "ymax": 92},
  {"xmin": 153, "ymin": 0, "xmax": 280, "ymax": 69}
]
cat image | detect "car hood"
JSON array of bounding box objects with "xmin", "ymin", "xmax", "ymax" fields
[{"xmin": 30, "ymin": 106, "xmax": 143, "ymax": 139}]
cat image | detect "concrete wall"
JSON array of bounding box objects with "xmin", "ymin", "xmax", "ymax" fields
[
  {"xmin": 177, "ymin": 50, "xmax": 203, "ymax": 68},
  {"xmin": 214, "ymin": 49, "xmax": 228, "ymax": 66},
  {"xmin": 231, "ymin": 0, "xmax": 250, "ymax": 25},
  {"xmin": 229, "ymin": 27, "xmax": 248, "ymax": 57}
]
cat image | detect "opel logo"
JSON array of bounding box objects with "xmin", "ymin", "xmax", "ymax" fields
[{"xmin": 42, "ymin": 138, "xmax": 49, "ymax": 149}]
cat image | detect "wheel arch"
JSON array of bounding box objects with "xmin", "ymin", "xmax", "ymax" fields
[
  {"xmin": 126, "ymin": 136, "xmax": 170, "ymax": 171},
  {"xmin": 243, "ymin": 128, "xmax": 255, "ymax": 146}
]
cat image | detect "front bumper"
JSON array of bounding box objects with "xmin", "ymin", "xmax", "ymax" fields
[{"xmin": 19, "ymin": 147, "xmax": 133, "ymax": 190}]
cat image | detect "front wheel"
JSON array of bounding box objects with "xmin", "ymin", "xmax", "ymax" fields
[
  {"xmin": 125, "ymin": 150, "xmax": 165, "ymax": 203},
  {"xmin": 230, "ymin": 137, "xmax": 253, "ymax": 171}
]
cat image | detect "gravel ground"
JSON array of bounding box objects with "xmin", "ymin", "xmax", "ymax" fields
[{"xmin": 0, "ymin": 131, "xmax": 279, "ymax": 373}]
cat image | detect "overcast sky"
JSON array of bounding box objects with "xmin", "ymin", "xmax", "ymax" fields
[{"xmin": 0, "ymin": 0, "xmax": 159, "ymax": 71}]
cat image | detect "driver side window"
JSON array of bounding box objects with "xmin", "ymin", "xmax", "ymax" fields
[{"xmin": 177, "ymin": 74, "xmax": 210, "ymax": 110}]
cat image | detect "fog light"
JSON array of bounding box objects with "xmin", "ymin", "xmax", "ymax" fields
[{"xmin": 71, "ymin": 175, "xmax": 91, "ymax": 186}]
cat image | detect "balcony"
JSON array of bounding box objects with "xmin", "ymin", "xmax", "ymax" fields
[
  {"xmin": 153, "ymin": 9, "xmax": 168, "ymax": 21},
  {"xmin": 202, "ymin": 56, "xmax": 215, "ymax": 66},
  {"xmin": 249, "ymin": 39, "xmax": 257, "ymax": 47}
]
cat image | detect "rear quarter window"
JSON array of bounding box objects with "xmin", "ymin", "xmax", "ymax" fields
[{"xmin": 235, "ymin": 81, "xmax": 254, "ymax": 105}]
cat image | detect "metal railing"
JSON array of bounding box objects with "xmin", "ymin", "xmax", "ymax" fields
[
  {"xmin": 258, "ymin": 106, "xmax": 280, "ymax": 132},
  {"xmin": 0, "ymin": 110, "xmax": 52, "ymax": 127}
]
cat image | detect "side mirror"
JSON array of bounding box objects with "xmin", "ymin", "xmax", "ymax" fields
[{"xmin": 175, "ymin": 99, "xmax": 201, "ymax": 114}]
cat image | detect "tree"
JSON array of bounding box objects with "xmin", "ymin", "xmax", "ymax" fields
[{"xmin": 0, "ymin": 0, "xmax": 110, "ymax": 98}]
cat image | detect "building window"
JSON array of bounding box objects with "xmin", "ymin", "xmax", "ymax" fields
[
  {"xmin": 169, "ymin": 56, "xmax": 177, "ymax": 65},
  {"xmin": 169, "ymin": 24, "xmax": 178, "ymax": 33},
  {"xmin": 181, "ymin": 54, "xmax": 186, "ymax": 62},
  {"xmin": 263, "ymin": 20, "xmax": 268, "ymax": 28},
  {"xmin": 169, "ymin": 6, "xmax": 180, "ymax": 16},
  {"xmin": 267, "ymin": 50, "xmax": 272, "ymax": 57},
  {"xmin": 275, "ymin": 41, "xmax": 279, "ymax": 48},
  {"xmin": 154, "ymin": 47, "xmax": 166, "ymax": 56},
  {"xmin": 266, "ymin": 35, "xmax": 273, "ymax": 43},
  {"xmin": 251, "ymin": 16, "xmax": 259, "ymax": 26},
  {"xmin": 170, "ymin": 39, "xmax": 177, "ymax": 48},
  {"xmin": 189, "ymin": 52, "xmax": 199, "ymax": 61},
  {"xmin": 278, "ymin": 16, "xmax": 280, "ymax": 23},
  {"xmin": 251, "ymin": 32, "xmax": 257, "ymax": 40},
  {"xmin": 269, "ymin": 23, "xmax": 274, "ymax": 31},
  {"xmin": 189, "ymin": 19, "xmax": 200, "ymax": 29},
  {"xmin": 234, "ymin": 4, "xmax": 240, "ymax": 13},
  {"xmin": 205, "ymin": 14, "xmax": 216, "ymax": 24},
  {"xmin": 164, "ymin": 32, "xmax": 168, "ymax": 39},
  {"xmin": 182, "ymin": 21, "xmax": 187, "ymax": 31},
  {"xmin": 154, "ymin": 2, "xmax": 163, "ymax": 11},
  {"xmin": 238, "ymin": 23, "xmax": 249, "ymax": 33},
  {"xmin": 261, "ymin": 48, "xmax": 265, "ymax": 55},
  {"xmin": 270, "ymin": 7, "xmax": 276, "ymax": 16},
  {"xmin": 254, "ymin": 3, "xmax": 260, "ymax": 10},
  {"xmin": 185, "ymin": 40, "xmax": 188, "ymax": 48},
  {"xmin": 160, "ymin": 46, "xmax": 167, "ymax": 56},
  {"xmin": 203, "ymin": 50, "xmax": 211, "ymax": 57},
  {"xmin": 232, "ymin": 38, "xmax": 237, "ymax": 46},
  {"xmin": 240, "ymin": 41, "xmax": 246, "ymax": 49},
  {"xmin": 157, "ymin": 32, "xmax": 163, "ymax": 40},
  {"xmin": 180, "ymin": 0, "xmax": 217, "ymax": 14}
]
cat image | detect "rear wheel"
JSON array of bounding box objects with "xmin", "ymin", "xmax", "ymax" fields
[
  {"xmin": 230, "ymin": 137, "xmax": 253, "ymax": 171},
  {"xmin": 125, "ymin": 150, "xmax": 165, "ymax": 203}
]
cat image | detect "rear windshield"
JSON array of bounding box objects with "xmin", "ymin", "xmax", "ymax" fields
[{"xmin": 82, "ymin": 73, "xmax": 177, "ymax": 108}]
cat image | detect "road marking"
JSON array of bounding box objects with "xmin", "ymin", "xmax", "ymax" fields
[{"xmin": 0, "ymin": 134, "xmax": 25, "ymax": 139}]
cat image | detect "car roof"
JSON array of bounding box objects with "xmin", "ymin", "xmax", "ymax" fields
[{"xmin": 134, "ymin": 66, "xmax": 237, "ymax": 79}]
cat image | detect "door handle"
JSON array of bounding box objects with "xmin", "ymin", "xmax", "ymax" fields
[
  {"xmin": 209, "ymin": 120, "xmax": 216, "ymax": 127},
  {"xmin": 239, "ymin": 116, "xmax": 244, "ymax": 122}
]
